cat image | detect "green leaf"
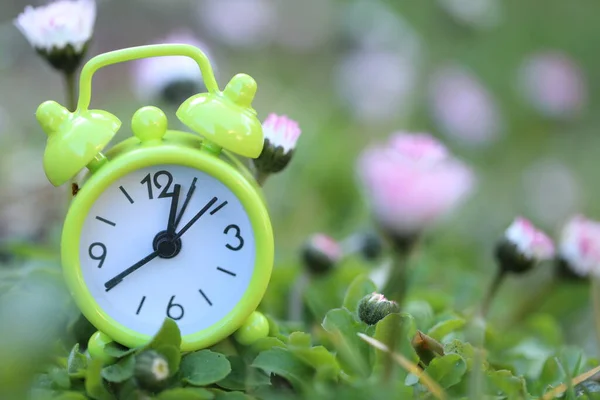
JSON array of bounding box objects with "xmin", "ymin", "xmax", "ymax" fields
[
  {"xmin": 101, "ymin": 354, "xmax": 135, "ymax": 383},
  {"xmin": 288, "ymin": 331, "xmax": 312, "ymax": 347},
  {"xmin": 424, "ymin": 354, "xmax": 467, "ymax": 389},
  {"xmin": 54, "ymin": 392, "xmax": 89, "ymax": 400},
  {"xmin": 321, "ymin": 308, "xmax": 370, "ymax": 377},
  {"xmin": 287, "ymin": 344, "xmax": 341, "ymax": 381},
  {"xmin": 249, "ymin": 337, "xmax": 287, "ymax": 354},
  {"xmin": 403, "ymin": 300, "xmax": 435, "ymax": 332},
  {"xmin": 85, "ymin": 359, "xmax": 113, "ymax": 400},
  {"xmin": 342, "ymin": 274, "xmax": 377, "ymax": 313},
  {"xmin": 146, "ymin": 318, "xmax": 182, "ymax": 351},
  {"xmin": 216, "ymin": 355, "xmax": 270, "ymax": 391},
  {"xmin": 444, "ymin": 339, "xmax": 481, "ymax": 372},
  {"xmin": 67, "ymin": 344, "xmax": 88, "ymax": 378},
  {"xmin": 180, "ymin": 350, "xmax": 232, "ymax": 386},
  {"xmin": 251, "ymin": 347, "xmax": 312, "ymax": 389},
  {"xmin": 155, "ymin": 344, "xmax": 182, "ymax": 377},
  {"xmin": 427, "ymin": 318, "xmax": 466, "ymax": 341},
  {"xmin": 372, "ymin": 313, "xmax": 418, "ymax": 379},
  {"xmin": 104, "ymin": 342, "xmax": 137, "ymax": 359},
  {"xmin": 157, "ymin": 388, "xmax": 215, "ymax": 400},
  {"xmin": 49, "ymin": 367, "xmax": 70, "ymax": 390},
  {"xmin": 486, "ymin": 370, "xmax": 528, "ymax": 398},
  {"xmin": 214, "ymin": 391, "xmax": 253, "ymax": 400}
]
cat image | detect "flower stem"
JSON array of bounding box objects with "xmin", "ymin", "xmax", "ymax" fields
[
  {"xmin": 480, "ymin": 269, "xmax": 506, "ymax": 318},
  {"xmin": 381, "ymin": 236, "xmax": 416, "ymax": 305},
  {"xmin": 591, "ymin": 278, "xmax": 600, "ymax": 347},
  {"xmin": 63, "ymin": 71, "xmax": 77, "ymax": 205},
  {"xmin": 64, "ymin": 71, "xmax": 77, "ymax": 112},
  {"xmin": 255, "ymin": 170, "xmax": 270, "ymax": 187},
  {"xmin": 504, "ymin": 278, "xmax": 557, "ymax": 327}
]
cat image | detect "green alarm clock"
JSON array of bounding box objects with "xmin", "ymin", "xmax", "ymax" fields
[{"xmin": 35, "ymin": 44, "xmax": 273, "ymax": 357}]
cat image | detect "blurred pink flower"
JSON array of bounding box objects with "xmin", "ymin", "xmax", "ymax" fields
[
  {"xmin": 195, "ymin": 0, "xmax": 275, "ymax": 48},
  {"xmin": 504, "ymin": 217, "xmax": 555, "ymax": 261},
  {"xmin": 335, "ymin": 49, "xmax": 418, "ymax": 123},
  {"xmin": 559, "ymin": 215, "xmax": 600, "ymax": 277},
  {"xmin": 132, "ymin": 31, "xmax": 213, "ymax": 103},
  {"xmin": 308, "ymin": 234, "xmax": 343, "ymax": 262},
  {"xmin": 357, "ymin": 133, "xmax": 475, "ymax": 236},
  {"xmin": 429, "ymin": 65, "xmax": 502, "ymax": 146},
  {"xmin": 262, "ymin": 114, "xmax": 301, "ymax": 154},
  {"xmin": 14, "ymin": 0, "xmax": 96, "ymax": 52},
  {"xmin": 518, "ymin": 51, "xmax": 587, "ymax": 119}
]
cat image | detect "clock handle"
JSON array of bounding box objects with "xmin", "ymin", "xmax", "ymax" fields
[{"xmin": 76, "ymin": 44, "xmax": 219, "ymax": 112}]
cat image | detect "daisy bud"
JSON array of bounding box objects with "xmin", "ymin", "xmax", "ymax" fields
[
  {"xmin": 253, "ymin": 114, "xmax": 301, "ymax": 175},
  {"xmin": 132, "ymin": 30, "xmax": 213, "ymax": 107},
  {"xmin": 134, "ymin": 350, "xmax": 169, "ymax": 391},
  {"xmin": 557, "ymin": 215, "xmax": 600, "ymax": 280},
  {"xmin": 495, "ymin": 217, "xmax": 555, "ymax": 274},
  {"xmin": 358, "ymin": 292, "xmax": 400, "ymax": 325},
  {"xmin": 14, "ymin": 0, "xmax": 96, "ymax": 74},
  {"xmin": 301, "ymin": 233, "xmax": 342, "ymax": 275},
  {"xmin": 357, "ymin": 132, "xmax": 475, "ymax": 243}
]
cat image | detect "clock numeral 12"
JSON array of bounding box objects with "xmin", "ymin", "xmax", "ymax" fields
[
  {"xmin": 141, "ymin": 170, "xmax": 174, "ymax": 199},
  {"xmin": 224, "ymin": 224, "xmax": 244, "ymax": 251},
  {"xmin": 89, "ymin": 242, "xmax": 107, "ymax": 268},
  {"xmin": 166, "ymin": 295, "xmax": 184, "ymax": 320}
]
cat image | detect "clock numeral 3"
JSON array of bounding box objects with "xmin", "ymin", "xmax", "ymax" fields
[
  {"xmin": 88, "ymin": 242, "xmax": 107, "ymax": 268},
  {"xmin": 224, "ymin": 224, "xmax": 244, "ymax": 251},
  {"xmin": 166, "ymin": 295, "xmax": 184, "ymax": 320},
  {"xmin": 141, "ymin": 170, "xmax": 174, "ymax": 199}
]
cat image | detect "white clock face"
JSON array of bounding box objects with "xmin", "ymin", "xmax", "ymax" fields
[{"xmin": 79, "ymin": 164, "xmax": 256, "ymax": 336}]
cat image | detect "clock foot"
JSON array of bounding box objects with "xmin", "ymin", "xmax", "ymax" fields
[
  {"xmin": 88, "ymin": 331, "xmax": 117, "ymax": 364},
  {"xmin": 233, "ymin": 311, "xmax": 270, "ymax": 345}
]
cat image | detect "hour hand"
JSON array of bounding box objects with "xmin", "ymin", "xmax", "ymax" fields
[
  {"xmin": 104, "ymin": 250, "xmax": 159, "ymax": 292},
  {"xmin": 167, "ymin": 184, "xmax": 181, "ymax": 235}
]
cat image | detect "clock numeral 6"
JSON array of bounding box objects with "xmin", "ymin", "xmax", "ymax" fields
[
  {"xmin": 140, "ymin": 170, "xmax": 173, "ymax": 199},
  {"xmin": 88, "ymin": 242, "xmax": 107, "ymax": 268},
  {"xmin": 224, "ymin": 224, "xmax": 244, "ymax": 251},
  {"xmin": 166, "ymin": 295, "xmax": 184, "ymax": 320}
]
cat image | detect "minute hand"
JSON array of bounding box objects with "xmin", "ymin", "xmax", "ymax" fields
[
  {"xmin": 173, "ymin": 197, "xmax": 218, "ymax": 240},
  {"xmin": 105, "ymin": 250, "xmax": 160, "ymax": 291}
]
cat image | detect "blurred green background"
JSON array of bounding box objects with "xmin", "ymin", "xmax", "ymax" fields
[{"xmin": 1, "ymin": 0, "xmax": 599, "ymax": 392}]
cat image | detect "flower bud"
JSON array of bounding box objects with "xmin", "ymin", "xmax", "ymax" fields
[
  {"xmin": 495, "ymin": 217, "xmax": 554, "ymax": 274},
  {"xmin": 358, "ymin": 292, "xmax": 400, "ymax": 325},
  {"xmin": 253, "ymin": 114, "xmax": 301, "ymax": 175},
  {"xmin": 557, "ymin": 215, "xmax": 600, "ymax": 279},
  {"xmin": 358, "ymin": 232, "xmax": 384, "ymax": 261},
  {"xmin": 134, "ymin": 350, "xmax": 169, "ymax": 391},
  {"xmin": 301, "ymin": 234, "xmax": 342, "ymax": 275},
  {"xmin": 14, "ymin": 0, "xmax": 96, "ymax": 74}
]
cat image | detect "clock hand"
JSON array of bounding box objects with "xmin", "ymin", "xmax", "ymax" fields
[
  {"xmin": 166, "ymin": 184, "xmax": 181, "ymax": 235},
  {"xmin": 174, "ymin": 196, "xmax": 218, "ymax": 240},
  {"xmin": 174, "ymin": 177, "xmax": 197, "ymax": 229},
  {"xmin": 104, "ymin": 250, "xmax": 160, "ymax": 292}
]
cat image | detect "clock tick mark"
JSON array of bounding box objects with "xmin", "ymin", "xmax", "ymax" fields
[
  {"xmin": 216, "ymin": 267, "xmax": 236, "ymax": 277},
  {"xmin": 136, "ymin": 296, "xmax": 146, "ymax": 315},
  {"xmin": 199, "ymin": 289, "xmax": 212, "ymax": 306},
  {"xmin": 95, "ymin": 216, "xmax": 116, "ymax": 226},
  {"xmin": 119, "ymin": 186, "xmax": 134, "ymax": 204},
  {"xmin": 210, "ymin": 201, "xmax": 228, "ymax": 215}
]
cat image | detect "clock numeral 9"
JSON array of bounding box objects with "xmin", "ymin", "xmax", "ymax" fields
[
  {"xmin": 224, "ymin": 224, "xmax": 244, "ymax": 251},
  {"xmin": 140, "ymin": 170, "xmax": 173, "ymax": 199},
  {"xmin": 166, "ymin": 295, "xmax": 184, "ymax": 320},
  {"xmin": 88, "ymin": 242, "xmax": 107, "ymax": 268}
]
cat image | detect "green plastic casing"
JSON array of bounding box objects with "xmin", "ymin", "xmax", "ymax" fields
[{"xmin": 35, "ymin": 44, "xmax": 273, "ymax": 351}]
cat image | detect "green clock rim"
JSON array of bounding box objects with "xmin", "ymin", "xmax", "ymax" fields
[{"xmin": 61, "ymin": 144, "xmax": 274, "ymax": 351}]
